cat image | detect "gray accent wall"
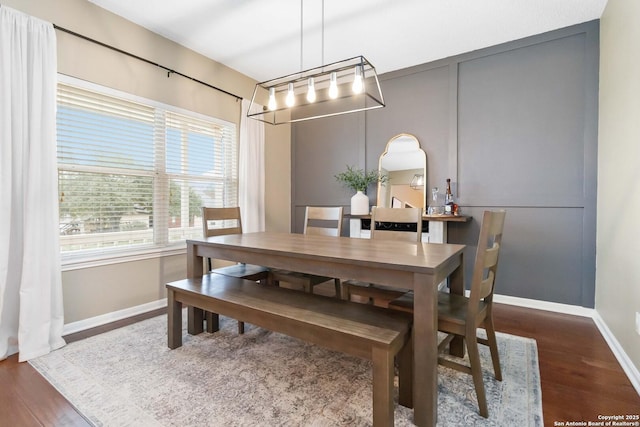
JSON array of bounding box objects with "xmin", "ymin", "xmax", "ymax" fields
[{"xmin": 291, "ymin": 21, "xmax": 599, "ymax": 308}]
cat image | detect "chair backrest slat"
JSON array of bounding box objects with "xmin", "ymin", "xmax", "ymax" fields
[
  {"xmin": 304, "ymin": 206, "xmax": 344, "ymax": 237},
  {"xmin": 478, "ymin": 271, "xmax": 495, "ymax": 300},
  {"xmin": 483, "ymin": 243, "xmax": 500, "ymax": 269},
  {"xmin": 468, "ymin": 210, "xmax": 506, "ymax": 310},
  {"xmin": 202, "ymin": 207, "xmax": 243, "ymax": 238}
]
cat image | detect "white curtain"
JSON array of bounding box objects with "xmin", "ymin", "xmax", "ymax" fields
[
  {"xmin": 0, "ymin": 6, "xmax": 65, "ymax": 362},
  {"xmin": 238, "ymin": 99, "xmax": 265, "ymax": 232}
]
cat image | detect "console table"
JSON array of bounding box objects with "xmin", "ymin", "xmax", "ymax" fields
[{"xmin": 348, "ymin": 214, "xmax": 470, "ymax": 243}]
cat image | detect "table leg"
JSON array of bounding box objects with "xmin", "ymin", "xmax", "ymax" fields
[
  {"xmin": 187, "ymin": 241, "xmax": 203, "ymax": 279},
  {"xmin": 167, "ymin": 288, "xmax": 182, "ymax": 349},
  {"xmin": 187, "ymin": 241, "xmax": 206, "ymax": 335},
  {"xmin": 413, "ymin": 272, "xmax": 438, "ymax": 427}
]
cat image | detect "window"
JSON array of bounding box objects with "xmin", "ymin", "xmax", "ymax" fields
[{"xmin": 57, "ymin": 77, "xmax": 237, "ymax": 261}]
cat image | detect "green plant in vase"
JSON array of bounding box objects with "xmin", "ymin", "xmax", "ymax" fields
[{"xmin": 335, "ymin": 165, "xmax": 387, "ymax": 215}]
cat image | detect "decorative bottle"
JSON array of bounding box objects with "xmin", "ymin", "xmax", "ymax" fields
[
  {"xmin": 444, "ymin": 179, "xmax": 454, "ymax": 214},
  {"xmin": 428, "ymin": 187, "xmax": 440, "ymax": 215}
]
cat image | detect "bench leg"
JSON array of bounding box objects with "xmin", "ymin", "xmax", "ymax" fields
[
  {"xmin": 205, "ymin": 311, "xmax": 220, "ymax": 333},
  {"xmin": 398, "ymin": 330, "xmax": 414, "ymax": 408},
  {"xmin": 167, "ymin": 289, "xmax": 182, "ymax": 349},
  {"xmin": 188, "ymin": 307, "xmax": 204, "ymax": 335},
  {"xmin": 372, "ymin": 346, "xmax": 394, "ymax": 427}
]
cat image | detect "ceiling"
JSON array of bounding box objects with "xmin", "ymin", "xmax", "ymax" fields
[{"xmin": 88, "ymin": 0, "xmax": 607, "ymax": 83}]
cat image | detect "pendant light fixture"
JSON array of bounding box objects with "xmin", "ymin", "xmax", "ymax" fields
[
  {"xmin": 352, "ymin": 64, "xmax": 364, "ymax": 94},
  {"xmin": 410, "ymin": 174, "xmax": 425, "ymax": 190},
  {"xmin": 248, "ymin": 0, "xmax": 385, "ymax": 125},
  {"xmin": 306, "ymin": 77, "xmax": 316, "ymax": 102},
  {"xmin": 328, "ymin": 72, "xmax": 338, "ymax": 99},
  {"xmin": 267, "ymin": 87, "xmax": 277, "ymax": 111},
  {"xmin": 285, "ymin": 83, "xmax": 296, "ymax": 107}
]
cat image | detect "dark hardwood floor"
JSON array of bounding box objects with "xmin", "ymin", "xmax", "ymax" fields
[
  {"xmin": 1, "ymin": 302, "xmax": 638, "ymax": 426},
  {"xmin": 494, "ymin": 304, "xmax": 640, "ymax": 424}
]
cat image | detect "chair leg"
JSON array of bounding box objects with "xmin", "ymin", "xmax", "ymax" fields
[
  {"xmin": 397, "ymin": 329, "xmax": 414, "ymax": 409},
  {"xmin": 333, "ymin": 279, "xmax": 341, "ymax": 299},
  {"xmin": 466, "ymin": 329, "xmax": 489, "ymax": 418},
  {"xmin": 341, "ymin": 283, "xmax": 351, "ymax": 301},
  {"xmin": 267, "ymin": 273, "xmax": 279, "ymax": 287},
  {"xmin": 484, "ymin": 317, "xmax": 502, "ymax": 381}
]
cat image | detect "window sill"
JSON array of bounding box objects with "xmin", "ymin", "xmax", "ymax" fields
[{"xmin": 61, "ymin": 244, "xmax": 186, "ymax": 272}]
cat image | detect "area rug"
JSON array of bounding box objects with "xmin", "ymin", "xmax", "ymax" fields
[{"xmin": 30, "ymin": 314, "xmax": 543, "ymax": 426}]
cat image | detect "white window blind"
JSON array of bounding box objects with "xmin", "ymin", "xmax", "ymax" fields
[{"xmin": 57, "ymin": 79, "xmax": 237, "ymax": 258}]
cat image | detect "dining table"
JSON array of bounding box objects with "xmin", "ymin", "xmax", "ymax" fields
[{"xmin": 186, "ymin": 231, "xmax": 466, "ymax": 427}]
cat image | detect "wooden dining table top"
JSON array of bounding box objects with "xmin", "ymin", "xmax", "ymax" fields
[{"xmin": 189, "ymin": 231, "xmax": 465, "ymax": 277}]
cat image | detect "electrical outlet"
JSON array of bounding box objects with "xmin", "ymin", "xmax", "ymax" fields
[{"xmin": 636, "ymin": 312, "xmax": 640, "ymax": 336}]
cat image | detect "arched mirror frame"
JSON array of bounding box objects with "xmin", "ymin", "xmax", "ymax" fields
[{"xmin": 376, "ymin": 133, "xmax": 427, "ymax": 211}]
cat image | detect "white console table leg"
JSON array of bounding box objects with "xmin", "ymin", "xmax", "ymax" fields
[
  {"xmin": 350, "ymin": 218, "xmax": 363, "ymax": 238},
  {"xmin": 427, "ymin": 221, "xmax": 447, "ymax": 243}
]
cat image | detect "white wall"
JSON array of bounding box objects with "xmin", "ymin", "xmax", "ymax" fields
[
  {"xmin": 597, "ymin": 0, "xmax": 640, "ymax": 374},
  {"xmin": 4, "ymin": 0, "xmax": 291, "ymax": 323}
]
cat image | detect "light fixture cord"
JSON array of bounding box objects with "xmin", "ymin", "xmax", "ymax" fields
[
  {"xmin": 300, "ymin": 0, "xmax": 325, "ymax": 71},
  {"xmin": 321, "ymin": 0, "xmax": 325, "ymax": 68}
]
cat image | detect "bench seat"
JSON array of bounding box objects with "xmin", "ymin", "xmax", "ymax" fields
[{"xmin": 166, "ymin": 273, "xmax": 413, "ymax": 427}]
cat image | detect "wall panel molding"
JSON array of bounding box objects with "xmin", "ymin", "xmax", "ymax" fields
[{"xmin": 291, "ymin": 20, "xmax": 599, "ymax": 307}]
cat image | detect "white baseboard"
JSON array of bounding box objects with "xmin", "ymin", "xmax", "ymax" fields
[
  {"xmin": 493, "ymin": 293, "xmax": 595, "ymax": 317},
  {"xmin": 592, "ymin": 311, "xmax": 640, "ymax": 396},
  {"xmin": 495, "ymin": 293, "xmax": 640, "ymax": 397},
  {"xmin": 62, "ymin": 298, "xmax": 167, "ymax": 336}
]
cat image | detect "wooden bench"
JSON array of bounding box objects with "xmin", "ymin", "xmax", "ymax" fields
[{"xmin": 166, "ymin": 273, "xmax": 414, "ymax": 427}]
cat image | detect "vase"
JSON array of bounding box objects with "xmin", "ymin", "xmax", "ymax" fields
[{"xmin": 350, "ymin": 191, "xmax": 369, "ymax": 215}]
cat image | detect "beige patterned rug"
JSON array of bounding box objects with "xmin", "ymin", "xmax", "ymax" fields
[{"xmin": 30, "ymin": 314, "xmax": 542, "ymax": 426}]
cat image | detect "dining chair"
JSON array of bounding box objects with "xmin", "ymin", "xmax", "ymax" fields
[
  {"xmin": 201, "ymin": 207, "xmax": 270, "ymax": 333},
  {"xmin": 388, "ymin": 209, "xmax": 506, "ymax": 418},
  {"xmin": 269, "ymin": 206, "xmax": 344, "ymax": 298},
  {"xmin": 342, "ymin": 206, "xmax": 422, "ymax": 305}
]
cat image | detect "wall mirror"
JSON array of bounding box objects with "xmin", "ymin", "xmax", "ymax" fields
[{"xmin": 377, "ymin": 133, "xmax": 427, "ymax": 211}]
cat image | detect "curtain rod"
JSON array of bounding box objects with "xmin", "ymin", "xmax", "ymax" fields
[{"xmin": 53, "ymin": 24, "xmax": 243, "ymax": 102}]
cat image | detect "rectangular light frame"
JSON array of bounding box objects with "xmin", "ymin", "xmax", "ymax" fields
[{"xmin": 248, "ymin": 55, "xmax": 385, "ymax": 125}]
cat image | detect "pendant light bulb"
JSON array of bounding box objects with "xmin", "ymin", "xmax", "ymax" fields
[
  {"xmin": 352, "ymin": 66, "xmax": 364, "ymax": 94},
  {"xmin": 268, "ymin": 87, "xmax": 277, "ymax": 111},
  {"xmin": 285, "ymin": 83, "xmax": 295, "ymax": 107},
  {"xmin": 328, "ymin": 72, "xmax": 339, "ymax": 99},
  {"xmin": 306, "ymin": 77, "xmax": 316, "ymax": 102}
]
